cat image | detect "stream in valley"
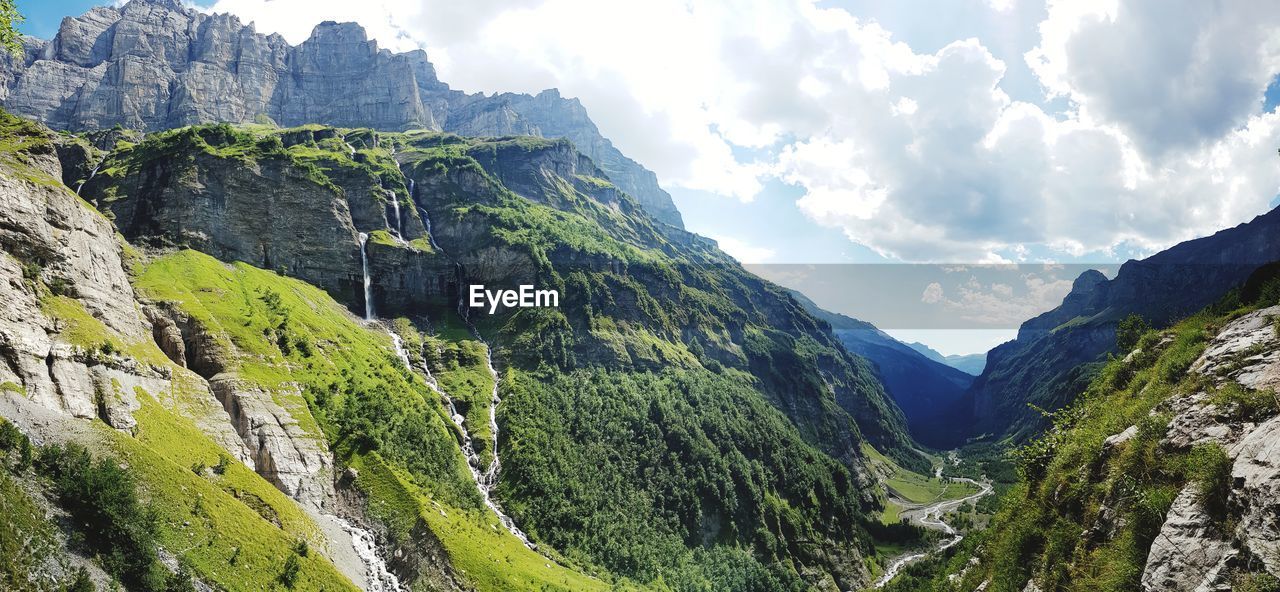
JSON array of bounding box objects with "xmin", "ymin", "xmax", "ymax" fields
[{"xmin": 871, "ymin": 463, "xmax": 994, "ymax": 588}]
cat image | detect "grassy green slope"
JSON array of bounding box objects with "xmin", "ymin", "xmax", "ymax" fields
[
  {"xmin": 67, "ymin": 119, "xmax": 923, "ymax": 590},
  {"xmin": 135, "ymin": 249, "xmax": 612, "ymax": 591},
  {"xmin": 885, "ymin": 274, "xmax": 1280, "ymax": 592}
]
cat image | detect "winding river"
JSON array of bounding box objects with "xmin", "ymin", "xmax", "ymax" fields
[{"xmin": 871, "ymin": 467, "xmax": 993, "ymax": 588}]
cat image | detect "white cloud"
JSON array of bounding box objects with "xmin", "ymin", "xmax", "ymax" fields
[
  {"xmin": 201, "ymin": 0, "xmax": 1280, "ymax": 264},
  {"xmin": 709, "ymin": 235, "xmax": 776, "ymax": 264},
  {"xmin": 929, "ymin": 272, "xmax": 1074, "ymax": 325},
  {"xmin": 921, "ymin": 282, "xmax": 944, "ymax": 304},
  {"xmin": 1027, "ymin": 0, "xmax": 1280, "ymax": 154}
]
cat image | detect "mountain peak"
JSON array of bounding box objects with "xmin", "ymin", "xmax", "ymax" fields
[
  {"xmin": 126, "ymin": 0, "xmax": 188, "ymax": 13},
  {"xmin": 2, "ymin": 1, "xmax": 686, "ymax": 229},
  {"xmin": 1072, "ymin": 268, "xmax": 1108, "ymax": 291},
  {"xmin": 306, "ymin": 21, "xmax": 372, "ymax": 44}
]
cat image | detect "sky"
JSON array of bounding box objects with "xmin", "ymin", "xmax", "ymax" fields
[{"xmin": 18, "ymin": 0, "xmax": 1280, "ymax": 355}]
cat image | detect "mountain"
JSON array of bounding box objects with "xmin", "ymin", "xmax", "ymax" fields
[
  {"xmin": 904, "ymin": 341, "xmax": 987, "ymax": 375},
  {"xmin": 0, "ymin": 0, "xmax": 684, "ymax": 229},
  {"xmin": 791, "ymin": 291, "xmax": 974, "ymax": 447},
  {"xmin": 0, "ymin": 101, "xmax": 927, "ymax": 590},
  {"xmin": 949, "ymin": 206, "xmax": 1280, "ymax": 446},
  {"xmin": 885, "ymin": 262, "xmax": 1280, "ymax": 591}
]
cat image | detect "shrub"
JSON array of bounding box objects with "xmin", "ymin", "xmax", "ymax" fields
[
  {"xmin": 1116, "ymin": 313, "xmax": 1151, "ymax": 353},
  {"xmin": 1236, "ymin": 573, "xmax": 1280, "ymax": 592},
  {"xmin": 66, "ymin": 567, "xmax": 95, "ymax": 592},
  {"xmin": 41, "ymin": 443, "xmax": 167, "ymax": 590},
  {"xmin": 279, "ymin": 554, "xmax": 301, "ymax": 589}
]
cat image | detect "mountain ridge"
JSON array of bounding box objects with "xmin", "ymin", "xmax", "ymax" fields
[
  {"xmin": 789, "ymin": 290, "xmax": 974, "ymax": 448},
  {"xmin": 0, "ymin": 0, "xmax": 684, "ymax": 228},
  {"xmin": 952, "ymin": 205, "xmax": 1280, "ymax": 445},
  {"xmin": 904, "ymin": 341, "xmax": 987, "ymax": 376}
]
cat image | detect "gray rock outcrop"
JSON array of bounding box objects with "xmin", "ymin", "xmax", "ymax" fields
[
  {"xmin": 1, "ymin": 0, "xmax": 684, "ymax": 228},
  {"xmin": 1141, "ymin": 305, "xmax": 1280, "ymax": 590}
]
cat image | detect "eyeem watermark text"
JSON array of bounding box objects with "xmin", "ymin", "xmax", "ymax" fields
[{"xmin": 469, "ymin": 285, "xmax": 560, "ymax": 314}]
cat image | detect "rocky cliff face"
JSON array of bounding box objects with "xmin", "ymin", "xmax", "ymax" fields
[
  {"xmin": 0, "ymin": 0, "xmax": 684, "ymax": 228},
  {"xmin": 1141, "ymin": 305, "xmax": 1280, "ymax": 591},
  {"xmin": 952, "ymin": 207, "xmax": 1280, "ymax": 445},
  {"xmin": 0, "ymin": 113, "xmax": 403, "ymax": 591}
]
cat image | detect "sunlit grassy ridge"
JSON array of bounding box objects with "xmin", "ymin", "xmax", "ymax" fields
[
  {"xmin": 33, "ymin": 290, "xmax": 359, "ymax": 591},
  {"xmin": 885, "ymin": 272, "xmax": 1280, "ymax": 592},
  {"xmin": 134, "ymin": 249, "xmax": 611, "ymax": 591}
]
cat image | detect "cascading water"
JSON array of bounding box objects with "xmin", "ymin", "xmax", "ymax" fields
[
  {"xmin": 358, "ymin": 232, "xmax": 374, "ymax": 321},
  {"xmin": 389, "ymin": 191, "xmax": 403, "ymax": 240},
  {"xmin": 75, "ymin": 163, "xmax": 101, "ymax": 196},
  {"xmin": 332, "ymin": 515, "xmax": 405, "ymax": 592},
  {"xmin": 389, "ymin": 148, "xmax": 442, "ymax": 253},
  {"xmin": 376, "ymin": 313, "xmax": 534, "ymax": 549},
  {"xmin": 471, "ymin": 336, "xmax": 533, "ymax": 547}
]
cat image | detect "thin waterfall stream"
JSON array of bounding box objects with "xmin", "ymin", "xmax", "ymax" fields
[
  {"xmin": 358, "ymin": 232, "xmax": 374, "ymax": 321},
  {"xmin": 358, "ymin": 232, "xmax": 533, "ymax": 548},
  {"xmin": 388, "ymin": 145, "xmax": 443, "ymax": 253},
  {"xmin": 75, "ymin": 162, "xmax": 101, "ymax": 196},
  {"xmin": 331, "ymin": 515, "xmax": 405, "ymax": 592}
]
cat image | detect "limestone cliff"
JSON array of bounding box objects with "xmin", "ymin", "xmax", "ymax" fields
[{"xmin": 0, "ymin": 0, "xmax": 684, "ymax": 228}]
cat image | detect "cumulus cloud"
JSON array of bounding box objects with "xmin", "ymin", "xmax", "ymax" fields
[
  {"xmin": 1027, "ymin": 0, "xmax": 1280, "ymax": 154},
  {"xmin": 921, "ymin": 282, "xmax": 944, "ymax": 304},
  {"xmin": 928, "ymin": 272, "xmax": 1074, "ymax": 325},
  {"xmin": 709, "ymin": 235, "xmax": 777, "ymax": 264},
  {"xmin": 201, "ymin": 0, "xmax": 1280, "ymax": 264}
]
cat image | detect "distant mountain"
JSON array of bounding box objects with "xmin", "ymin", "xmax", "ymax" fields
[
  {"xmin": 948, "ymin": 205, "xmax": 1280, "ymax": 446},
  {"xmin": 791, "ymin": 291, "xmax": 975, "ymax": 448},
  {"xmin": 904, "ymin": 342, "xmax": 987, "ymax": 376},
  {"xmin": 0, "ymin": 0, "xmax": 683, "ymax": 228}
]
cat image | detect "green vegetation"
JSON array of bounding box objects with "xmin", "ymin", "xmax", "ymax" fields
[
  {"xmin": 0, "ymin": 0, "xmax": 21, "ymax": 56},
  {"xmin": 135, "ymin": 250, "xmax": 610, "ymax": 591},
  {"xmin": 1188, "ymin": 443, "xmax": 1231, "ymax": 521},
  {"xmin": 135, "ymin": 250, "xmax": 478, "ymax": 508},
  {"xmin": 887, "ymin": 273, "xmax": 1280, "ymax": 591},
  {"xmin": 0, "ymin": 424, "xmax": 56, "ymax": 592},
  {"xmin": 863, "ymin": 444, "xmax": 978, "ymax": 505},
  {"xmin": 37, "ymin": 442, "xmax": 174, "ymax": 590},
  {"xmin": 1116, "ymin": 313, "xmax": 1150, "ymax": 353},
  {"xmin": 0, "ymin": 110, "xmax": 62, "ymax": 188},
  {"xmin": 498, "ymin": 367, "xmax": 876, "ymax": 588},
  {"xmin": 350, "ymin": 453, "xmax": 613, "ymax": 592},
  {"xmin": 39, "ymin": 295, "xmax": 169, "ymax": 367},
  {"xmin": 39, "ymin": 117, "xmax": 923, "ymax": 590}
]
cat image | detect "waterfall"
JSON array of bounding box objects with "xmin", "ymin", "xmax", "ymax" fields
[
  {"xmin": 332, "ymin": 515, "xmax": 405, "ymax": 592},
  {"xmin": 389, "ymin": 191, "xmax": 402, "ymax": 240},
  {"xmin": 390, "ymin": 150, "xmax": 442, "ymax": 253},
  {"xmin": 358, "ymin": 232, "xmax": 374, "ymax": 321},
  {"xmin": 377, "ymin": 315, "xmax": 534, "ymax": 549},
  {"xmin": 75, "ymin": 163, "xmax": 101, "ymax": 196},
  {"xmin": 473, "ymin": 338, "xmax": 533, "ymax": 547}
]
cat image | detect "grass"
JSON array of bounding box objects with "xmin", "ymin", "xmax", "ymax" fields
[
  {"xmin": 863, "ymin": 444, "xmax": 978, "ymax": 505},
  {"xmin": 951, "ymin": 309, "xmax": 1224, "ymax": 592},
  {"xmin": 102, "ymin": 405, "xmax": 359, "ymax": 592},
  {"xmin": 350, "ymin": 453, "xmax": 616, "ymax": 592},
  {"xmin": 0, "ymin": 464, "xmax": 60, "ymax": 590},
  {"xmin": 0, "ymin": 110, "xmax": 63, "ymax": 188},
  {"xmin": 33, "ymin": 276, "xmax": 359, "ymax": 590},
  {"xmin": 39, "ymin": 295, "xmax": 170, "ymax": 367},
  {"xmin": 134, "ymin": 250, "xmax": 614, "ymax": 590},
  {"xmin": 429, "ymin": 334, "xmax": 497, "ymax": 468}
]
